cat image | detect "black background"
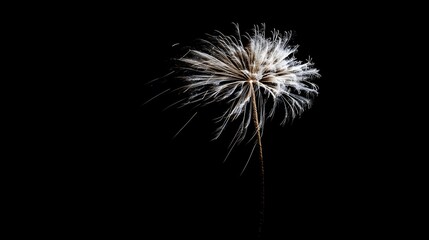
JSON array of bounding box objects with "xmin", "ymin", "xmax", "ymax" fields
[{"xmin": 46, "ymin": 2, "xmax": 423, "ymax": 239}]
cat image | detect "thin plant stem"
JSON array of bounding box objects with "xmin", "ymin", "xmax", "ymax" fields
[{"xmin": 250, "ymin": 82, "xmax": 265, "ymax": 236}]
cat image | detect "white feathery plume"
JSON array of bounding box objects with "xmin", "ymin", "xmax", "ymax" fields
[{"xmin": 177, "ymin": 23, "xmax": 320, "ymax": 148}]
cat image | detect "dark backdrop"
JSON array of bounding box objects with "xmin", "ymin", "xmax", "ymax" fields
[{"xmin": 57, "ymin": 2, "xmax": 419, "ymax": 239}]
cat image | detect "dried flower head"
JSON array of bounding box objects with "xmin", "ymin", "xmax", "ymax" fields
[{"xmin": 177, "ymin": 23, "xmax": 320, "ymax": 146}]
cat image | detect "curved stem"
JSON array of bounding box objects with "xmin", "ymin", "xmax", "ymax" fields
[{"xmin": 250, "ymin": 82, "xmax": 264, "ymax": 236}]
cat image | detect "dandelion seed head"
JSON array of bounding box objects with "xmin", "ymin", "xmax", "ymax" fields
[{"xmin": 176, "ymin": 23, "xmax": 320, "ymax": 144}]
